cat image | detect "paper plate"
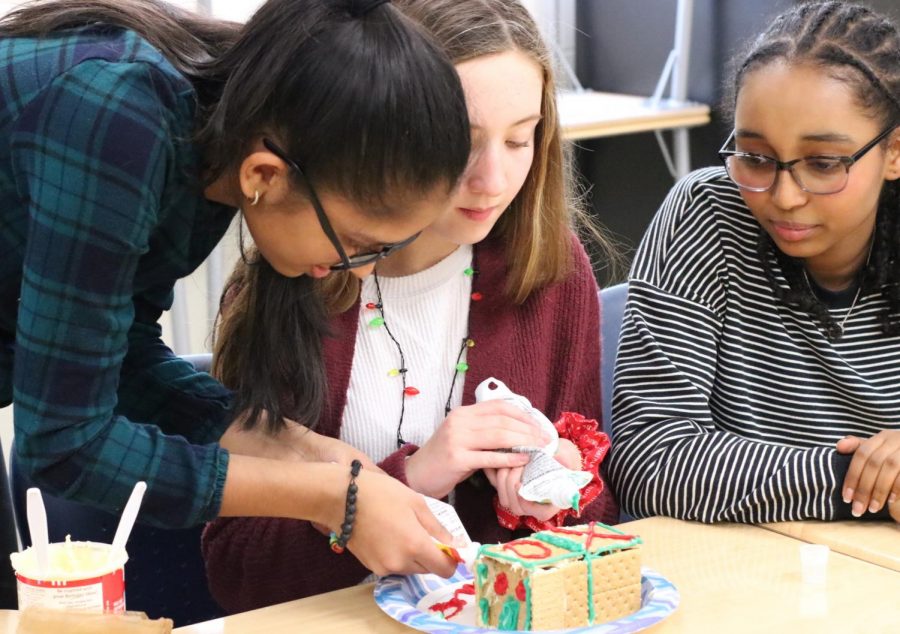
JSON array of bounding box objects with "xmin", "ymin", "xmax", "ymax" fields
[{"xmin": 374, "ymin": 564, "xmax": 678, "ymax": 633}]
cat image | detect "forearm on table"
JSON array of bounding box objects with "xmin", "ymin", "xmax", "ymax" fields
[{"xmin": 610, "ymin": 427, "xmax": 845, "ymax": 523}]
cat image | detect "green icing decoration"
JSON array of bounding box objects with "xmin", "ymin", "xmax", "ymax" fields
[
  {"xmin": 571, "ymin": 491, "xmax": 581, "ymax": 513},
  {"xmin": 523, "ymin": 576, "xmax": 532, "ymax": 630},
  {"xmin": 534, "ymin": 526, "xmax": 642, "ymax": 556},
  {"xmin": 476, "ymin": 561, "xmax": 488, "ymax": 587},
  {"xmin": 479, "ymin": 524, "xmax": 642, "ymax": 628},
  {"xmin": 480, "ymin": 541, "xmax": 579, "ymax": 570},
  {"xmin": 586, "ymin": 553, "xmax": 596, "ymax": 624},
  {"xmin": 498, "ymin": 596, "xmax": 520, "ymax": 631},
  {"xmin": 479, "ymin": 598, "xmax": 491, "ymax": 627},
  {"xmin": 533, "ymin": 531, "xmax": 584, "ymax": 554}
]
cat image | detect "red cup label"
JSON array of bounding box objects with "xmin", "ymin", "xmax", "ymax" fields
[{"xmin": 16, "ymin": 567, "xmax": 125, "ymax": 613}]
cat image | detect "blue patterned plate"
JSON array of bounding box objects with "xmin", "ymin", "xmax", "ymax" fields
[{"xmin": 374, "ymin": 564, "xmax": 678, "ymax": 633}]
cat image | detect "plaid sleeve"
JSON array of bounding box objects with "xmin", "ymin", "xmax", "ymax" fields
[
  {"xmin": 11, "ymin": 58, "xmax": 228, "ymax": 528},
  {"xmin": 117, "ymin": 316, "xmax": 233, "ymax": 445}
]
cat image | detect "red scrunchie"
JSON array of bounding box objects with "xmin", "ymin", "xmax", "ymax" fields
[{"xmin": 493, "ymin": 412, "xmax": 610, "ymax": 532}]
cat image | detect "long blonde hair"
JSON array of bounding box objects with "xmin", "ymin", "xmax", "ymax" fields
[{"xmin": 318, "ymin": 0, "xmax": 616, "ymax": 311}]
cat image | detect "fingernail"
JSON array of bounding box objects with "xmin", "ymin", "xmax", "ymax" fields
[
  {"xmin": 851, "ymin": 501, "xmax": 864, "ymax": 517},
  {"xmin": 868, "ymin": 500, "xmax": 880, "ymax": 513},
  {"xmin": 843, "ymin": 488, "xmax": 854, "ymax": 504},
  {"xmin": 890, "ymin": 493, "xmax": 897, "ymax": 504}
]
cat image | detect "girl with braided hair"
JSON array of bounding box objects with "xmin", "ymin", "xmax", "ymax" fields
[{"xmin": 609, "ymin": 1, "xmax": 900, "ymax": 524}]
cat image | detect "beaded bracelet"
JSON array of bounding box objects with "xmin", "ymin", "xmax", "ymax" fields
[{"xmin": 329, "ymin": 459, "xmax": 362, "ymax": 554}]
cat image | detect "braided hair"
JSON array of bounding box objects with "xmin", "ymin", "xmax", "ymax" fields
[{"xmin": 724, "ymin": 1, "xmax": 900, "ymax": 340}]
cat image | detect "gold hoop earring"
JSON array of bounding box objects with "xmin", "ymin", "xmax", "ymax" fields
[{"xmin": 250, "ymin": 190, "xmax": 260, "ymax": 206}]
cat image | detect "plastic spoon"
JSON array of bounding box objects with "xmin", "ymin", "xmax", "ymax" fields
[
  {"xmin": 25, "ymin": 487, "xmax": 50, "ymax": 576},
  {"xmin": 108, "ymin": 481, "xmax": 147, "ymax": 564}
]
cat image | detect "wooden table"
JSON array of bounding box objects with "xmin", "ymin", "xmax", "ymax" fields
[
  {"xmin": 761, "ymin": 520, "xmax": 900, "ymax": 573},
  {"xmin": 0, "ymin": 611, "xmax": 16, "ymax": 633},
  {"xmin": 167, "ymin": 516, "xmax": 899, "ymax": 633},
  {"xmin": 557, "ymin": 90, "xmax": 710, "ymax": 141}
]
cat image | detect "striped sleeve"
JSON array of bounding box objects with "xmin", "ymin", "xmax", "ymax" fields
[
  {"xmin": 11, "ymin": 59, "xmax": 228, "ymax": 528},
  {"xmin": 608, "ymin": 169, "xmax": 846, "ymax": 523}
]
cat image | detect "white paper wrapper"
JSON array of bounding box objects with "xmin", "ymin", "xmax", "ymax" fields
[
  {"xmin": 517, "ymin": 449, "xmax": 592, "ymax": 509},
  {"xmin": 423, "ymin": 496, "xmax": 471, "ymax": 545},
  {"xmin": 474, "ymin": 377, "xmax": 592, "ymax": 511},
  {"xmin": 474, "ymin": 378, "xmax": 558, "ymax": 455},
  {"xmin": 423, "ymin": 496, "xmax": 480, "ymax": 568}
]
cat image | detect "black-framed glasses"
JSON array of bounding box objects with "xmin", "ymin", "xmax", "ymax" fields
[
  {"xmin": 262, "ymin": 138, "xmax": 420, "ymax": 271},
  {"xmin": 718, "ymin": 124, "xmax": 897, "ymax": 195}
]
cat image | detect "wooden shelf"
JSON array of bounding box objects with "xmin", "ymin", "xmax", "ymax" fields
[{"xmin": 558, "ymin": 90, "xmax": 710, "ymax": 141}]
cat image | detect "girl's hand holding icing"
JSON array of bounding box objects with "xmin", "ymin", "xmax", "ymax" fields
[
  {"xmin": 484, "ymin": 438, "xmax": 582, "ymax": 521},
  {"xmin": 404, "ymin": 400, "xmax": 547, "ymax": 499},
  {"xmin": 331, "ymin": 468, "xmax": 457, "ymax": 577},
  {"xmin": 837, "ymin": 430, "xmax": 900, "ymax": 518}
]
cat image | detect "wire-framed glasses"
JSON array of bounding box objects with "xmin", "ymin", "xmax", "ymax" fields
[
  {"xmin": 262, "ymin": 138, "xmax": 420, "ymax": 271},
  {"xmin": 718, "ymin": 124, "xmax": 897, "ymax": 195}
]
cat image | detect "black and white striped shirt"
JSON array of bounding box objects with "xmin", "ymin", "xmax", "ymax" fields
[{"xmin": 608, "ymin": 167, "xmax": 900, "ymax": 523}]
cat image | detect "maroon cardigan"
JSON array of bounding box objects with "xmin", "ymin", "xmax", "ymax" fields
[{"xmin": 202, "ymin": 234, "xmax": 616, "ymax": 613}]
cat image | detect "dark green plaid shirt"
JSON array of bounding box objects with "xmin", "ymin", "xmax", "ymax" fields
[{"xmin": 0, "ymin": 27, "xmax": 236, "ymax": 528}]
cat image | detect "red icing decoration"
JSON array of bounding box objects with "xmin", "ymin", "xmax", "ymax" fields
[
  {"xmin": 549, "ymin": 522, "xmax": 635, "ymax": 550},
  {"xmin": 365, "ymin": 302, "xmax": 377, "ymax": 309},
  {"xmin": 494, "ymin": 572, "xmax": 509, "ymax": 595},
  {"xmin": 428, "ymin": 583, "xmax": 475, "ymax": 620},
  {"xmin": 404, "ymin": 387, "xmax": 420, "ymax": 396},
  {"xmin": 471, "ymin": 292, "xmax": 483, "ymax": 301},
  {"xmin": 515, "ymin": 580, "xmax": 527, "ymax": 601},
  {"xmin": 500, "ymin": 539, "xmax": 552, "ymax": 560}
]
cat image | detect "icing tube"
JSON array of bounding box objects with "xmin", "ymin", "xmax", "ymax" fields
[
  {"xmin": 517, "ymin": 449, "xmax": 592, "ymax": 509},
  {"xmin": 474, "ymin": 378, "xmax": 558, "ymax": 455},
  {"xmin": 423, "ymin": 495, "xmax": 480, "ymax": 567},
  {"xmin": 474, "ymin": 378, "xmax": 592, "ymax": 511}
]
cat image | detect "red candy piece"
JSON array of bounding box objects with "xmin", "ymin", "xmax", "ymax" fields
[
  {"xmin": 515, "ymin": 580, "xmax": 527, "ymax": 601},
  {"xmin": 404, "ymin": 387, "xmax": 420, "ymax": 396},
  {"xmin": 471, "ymin": 292, "xmax": 483, "ymax": 301},
  {"xmin": 366, "ymin": 302, "xmax": 377, "ymax": 309},
  {"xmin": 494, "ymin": 572, "xmax": 508, "ymax": 596}
]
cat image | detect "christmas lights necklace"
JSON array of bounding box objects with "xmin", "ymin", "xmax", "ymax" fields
[{"xmin": 367, "ymin": 250, "xmax": 481, "ymax": 448}]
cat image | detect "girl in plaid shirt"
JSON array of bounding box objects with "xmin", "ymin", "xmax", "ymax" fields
[{"xmin": 0, "ymin": 0, "xmax": 469, "ymax": 580}]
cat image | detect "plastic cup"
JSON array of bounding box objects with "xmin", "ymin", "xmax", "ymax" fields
[
  {"xmin": 799, "ymin": 543, "xmax": 829, "ymax": 586},
  {"xmin": 10, "ymin": 540, "xmax": 127, "ymax": 614}
]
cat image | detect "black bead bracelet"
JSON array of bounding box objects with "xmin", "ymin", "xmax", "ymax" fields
[{"xmin": 329, "ymin": 459, "xmax": 362, "ymax": 554}]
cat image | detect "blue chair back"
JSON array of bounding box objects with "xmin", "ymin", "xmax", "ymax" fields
[
  {"xmin": 10, "ymin": 353, "xmax": 224, "ymax": 626},
  {"xmin": 599, "ymin": 283, "xmax": 628, "ymax": 441}
]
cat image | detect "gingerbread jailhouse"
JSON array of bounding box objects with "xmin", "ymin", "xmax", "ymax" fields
[{"xmin": 475, "ymin": 522, "xmax": 642, "ymax": 630}]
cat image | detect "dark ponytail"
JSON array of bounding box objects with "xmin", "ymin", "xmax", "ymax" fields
[{"xmin": 214, "ymin": 247, "xmax": 328, "ymax": 433}]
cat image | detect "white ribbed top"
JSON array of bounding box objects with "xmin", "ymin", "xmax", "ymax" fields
[{"xmin": 340, "ymin": 245, "xmax": 473, "ymax": 461}]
